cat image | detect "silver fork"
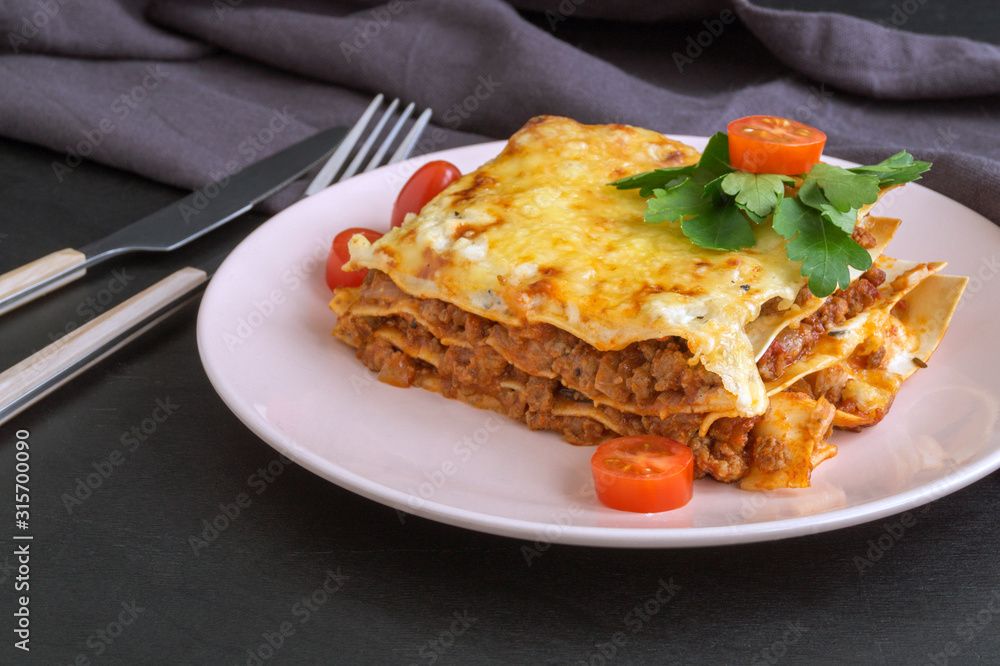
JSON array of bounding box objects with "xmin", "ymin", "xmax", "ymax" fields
[
  {"xmin": 0, "ymin": 102, "xmax": 431, "ymax": 425},
  {"xmin": 303, "ymin": 94, "xmax": 431, "ymax": 197}
]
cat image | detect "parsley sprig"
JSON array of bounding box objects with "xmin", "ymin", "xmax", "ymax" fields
[{"xmin": 609, "ymin": 133, "xmax": 931, "ymax": 297}]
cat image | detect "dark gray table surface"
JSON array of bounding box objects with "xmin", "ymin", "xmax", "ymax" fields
[{"xmin": 2, "ymin": 3, "xmax": 1000, "ymax": 665}]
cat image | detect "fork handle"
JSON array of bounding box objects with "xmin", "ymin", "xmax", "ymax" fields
[
  {"xmin": 0, "ymin": 248, "xmax": 88, "ymax": 316},
  {"xmin": 0, "ymin": 266, "xmax": 208, "ymax": 425}
]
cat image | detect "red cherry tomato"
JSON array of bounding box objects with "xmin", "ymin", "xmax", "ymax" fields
[
  {"xmin": 325, "ymin": 227, "xmax": 383, "ymax": 290},
  {"xmin": 591, "ymin": 436, "xmax": 694, "ymax": 513},
  {"xmin": 390, "ymin": 160, "xmax": 461, "ymax": 228},
  {"xmin": 727, "ymin": 115, "xmax": 827, "ymax": 175}
]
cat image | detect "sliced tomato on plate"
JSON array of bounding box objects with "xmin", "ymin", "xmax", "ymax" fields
[
  {"xmin": 390, "ymin": 160, "xmax": 461, "ymax": 228},
  {"xmin": 591, "ymin": 436, "xmax": 694, "ymax": 513},
  {"xmin": 727, "ymin": 115, "xmax": 827, "ymax": 175},
  {"xmin": 325, "ymin": 227, "xmax": 383, "ymax": 290}
]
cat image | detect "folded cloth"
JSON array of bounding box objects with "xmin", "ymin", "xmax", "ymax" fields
[{"xmin": 0, "ymin": 0, "xmax": 997, "ymax": 222}]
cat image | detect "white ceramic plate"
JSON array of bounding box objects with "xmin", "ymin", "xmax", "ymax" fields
[{"xmin": 197, "ymin": 138, "xmax": 1000, "ymax": 548}]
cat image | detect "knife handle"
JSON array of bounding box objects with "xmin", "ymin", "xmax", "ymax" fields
[
  {"xmin": 0, "ymin": 266, "xmax": 208, "ymax": 426},
  {"xmin": 0, "ymin": 248, "xmax": 88, "ymax": 314}
]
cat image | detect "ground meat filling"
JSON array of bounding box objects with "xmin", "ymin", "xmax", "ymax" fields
[
  {"xmin": 336, "ymin": 268, "xmax": 903, "ymax": 481},
  {"xmin": 357, "ymin": 271, "xmax": 726, "ymax": 416},
  {"xmin": 757, "ymin": 267, "xmax": 886, "ymax": 381},
  {"xmin": 334, "ymin": 271, "xmax": 762, "ymax": 482}
]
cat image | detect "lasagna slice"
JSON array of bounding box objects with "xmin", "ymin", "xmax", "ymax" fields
[{"xmin": 331, "ymin": 116, "xmax": 965, "ymax": 489}]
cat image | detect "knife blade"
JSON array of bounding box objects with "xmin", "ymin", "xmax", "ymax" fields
[{"xmin": 0, "ymin": 125, "xmax": 347, "ymax": 317}]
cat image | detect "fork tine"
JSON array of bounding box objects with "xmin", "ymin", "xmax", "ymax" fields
[
  {"xmin": 301, "ymin": 94, "xmax": 384, "ymax": 198},
  {"xmin": 363, "ymin": 102, "xmax": 414, "ymax": 173},
  {"xmin": 305, "ymin": 97, "xmax": 431, "ymax": 196},
  {"xmin": 389, "ymin": 108, "xmax": 432, "ymax": 165},
  {"xmin": 340, "ymin": 98, "xmax": 400, "ymax": 181}
]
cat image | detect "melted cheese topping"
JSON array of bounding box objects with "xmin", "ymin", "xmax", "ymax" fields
[{"xmin": 348, "ymin": 116, "xmax": 814, "ymax": 416}]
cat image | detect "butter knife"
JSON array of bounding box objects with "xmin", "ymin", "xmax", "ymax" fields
[{"xmin": 0, "ymin": 125, "xmax": 347, "ymax": 317}]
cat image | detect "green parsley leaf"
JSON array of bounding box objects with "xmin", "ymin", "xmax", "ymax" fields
[
  {"xmin": 771, "ymin": 196, "xmax": 812, "ymax": 239},
  {"xmin": 796, "ymin": 180, "xmax": 857, "ymax": 234},
  {"xmin": 693, "ymin": 132, "xmax": 733, "ymax": 183},
  {"xmin": 608, "ymin": 167, "xmax": 696, "ymax": 198},
  {"xmin": 802, "ymin": 163, "xmax": 880, "ymax": 213},
  {"xmin": 701, "ymin": 173, "xmax": 729, "ymax": 199},
  {"xmin": 847, "ymin": 150, "xmax": 932, "ymax": 186},
  {"xmin": 643, "ymin": 162, "xmax": 756, "ymax": 250},
  {"xmin": 773, "ymin": 198, "xmax": 872, "ymax": 297},
  {"xmin": 720, "ymin": 172, "xmax": 787, "ymax": 218},
  {"xmin": 680, "ymin": 199, "xmax": 756, "ymax": 252},
  {"xmin": 850, "ymin": 150, "xmax": 911, "ymax": 172},
  {"xmin": 644, "ymin": 180, "xmax": 714, "ymax": 224}
]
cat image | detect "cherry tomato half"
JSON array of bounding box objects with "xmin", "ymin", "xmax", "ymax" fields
[
  {"xmin": 591, "ymin": 436, "xmax": 694, "ymax": 513},
  {"xmin": 390, "ymin": 160, "xmax": 461, "ymax": 228},
  {"xmin": 727, "ymin": 115, "xmax": 827, "ymax": 175},
  {"xmin": 325, "ymin": 227, "xmax": 383, "ymax": 290}
]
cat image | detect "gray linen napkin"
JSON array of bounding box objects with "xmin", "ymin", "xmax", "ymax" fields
[{"xmin": 0, "ymin": 0, "xmax": 997, "ymax": 223}]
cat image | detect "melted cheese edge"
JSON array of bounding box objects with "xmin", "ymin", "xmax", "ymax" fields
[{"xmin": 348, "ymin": 116, "xmax": 814, "ymax": 417}]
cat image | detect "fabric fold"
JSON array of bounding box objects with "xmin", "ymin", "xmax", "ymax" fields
[
  {"xmin": 733, "ymin": 0, "xmax": 1000, "ymax": 99},
  {"xmin": 0, "ymin": 0, "xmax": 995, "ymax": 225}
]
